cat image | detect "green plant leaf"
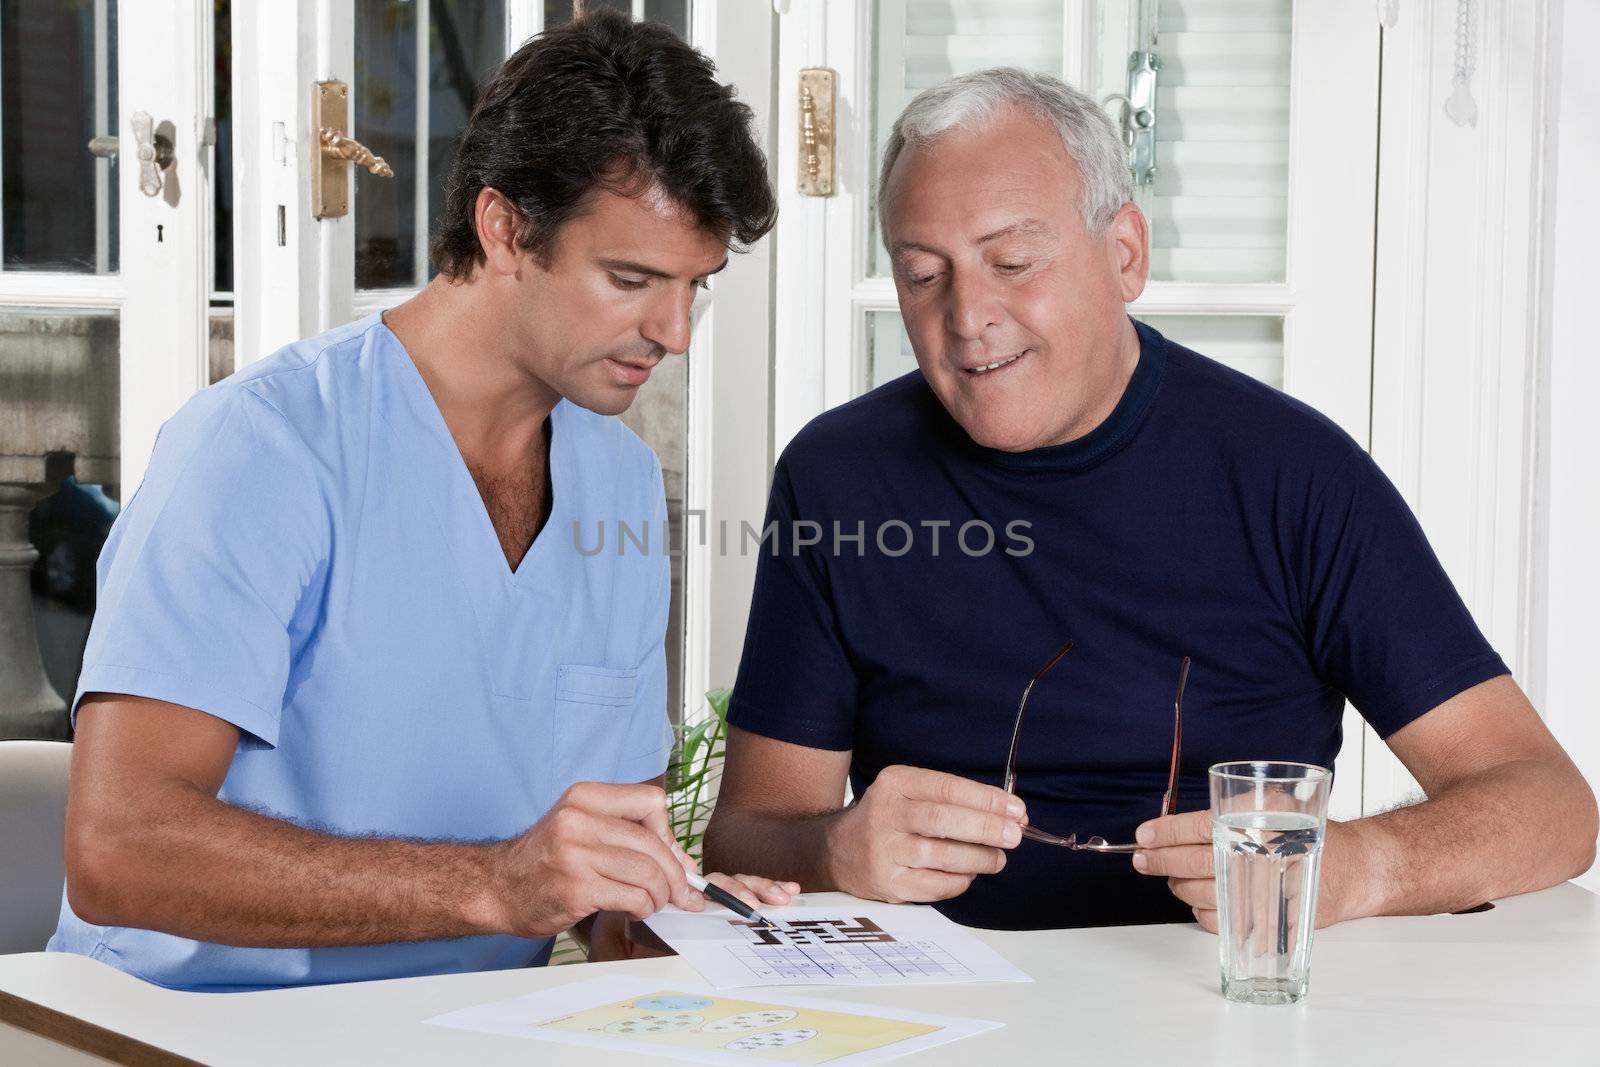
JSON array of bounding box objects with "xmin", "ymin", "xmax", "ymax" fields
[
  {"xmin": 661, "ymin": 688, "xmax": 735, "ymax": 859},
  {"xmin": 679, "ymin": 720, "xmax": 713, "ymax": 767},
  {"xmin": 705, "ymin": 687, "xmax": 732, "ymax": 724}
]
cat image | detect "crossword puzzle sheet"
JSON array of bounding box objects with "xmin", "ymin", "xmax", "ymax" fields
[
  {"xmin": 424, "ymin": 975, "xmax": 1002, "ymax": 1067},
  {"xmin": 646, "ymin": 904, "xmax": 1033, "ymax": 989}
]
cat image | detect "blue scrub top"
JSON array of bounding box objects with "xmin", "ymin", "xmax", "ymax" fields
[{"xmin": 49, "ymin": 314, "xmax": 673, "ymax": 990}]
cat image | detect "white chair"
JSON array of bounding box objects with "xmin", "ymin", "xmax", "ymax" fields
[{"xmin": 0, "ymin": 740, "xmax": 72, "ymax": 953}]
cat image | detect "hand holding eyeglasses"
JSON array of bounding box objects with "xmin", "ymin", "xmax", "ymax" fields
[
  {"xmin": 1130, "ymin": 809, "xmax": 1221, "ymax": 931},
  {"xmin": 826, "ymin": 765, "xmax": 1028, "ymax": 904}
]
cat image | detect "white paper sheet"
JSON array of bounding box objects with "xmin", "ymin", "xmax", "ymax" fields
[
  {"xmin": 644, "ymin": 903, "xmax": 1033, "ymax": 989},
  {"xmin": 424, "ymin": 974, "xmax": 1001, "ymax": 1067}
]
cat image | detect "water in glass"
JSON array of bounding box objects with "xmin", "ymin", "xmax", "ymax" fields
[{"xmin": 1213, "ymin": 810, "xmax": 1325, "ymax": 1005}]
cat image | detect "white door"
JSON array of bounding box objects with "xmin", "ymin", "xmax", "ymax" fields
[
  {"xmin": 772, "ymin": 0, "xmax": 1382, "ymax": 819},
  {"xmin": 0, "ymin": 0, "xmax": 213, "ymax": 495},
  {"xmin": 227, "ymin": 0, "xmax": 776, "ymax": 728},
  {"xmin": 0, "ymin": 0, "xmax": 216, "ymax": 737}
]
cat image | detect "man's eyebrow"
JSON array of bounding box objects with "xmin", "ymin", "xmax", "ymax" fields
[
  {"xmin": 975, "ymin": 220, "xmax": 1055, "ymax": 244},
  {"xmin": 890, "ymin": 221, "xmax": 1056, "ymax": 259},
  {"xmin": 598, "ymin": 256, "xmax": 730, "ymax": 279},
  {"xmin": 889, "ymin": 240, "xmax": 942, "ymax": 259}
]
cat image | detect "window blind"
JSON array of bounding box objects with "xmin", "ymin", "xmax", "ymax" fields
[
  {"xmin": 876, "ymin": 1, "xmax": 1291, "ymax": 284},
  {"xmin": 1146, "ymin": 0, "xmax": 1292, "ymax": 282},
  {"xmin": 900, "ymin": 0, "xmax": 1065, "ymax": 90}
]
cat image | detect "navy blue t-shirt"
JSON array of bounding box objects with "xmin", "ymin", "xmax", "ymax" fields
[{"xmin": 728, "ymin": 321, "xmax": 1507, "ymax": 931}]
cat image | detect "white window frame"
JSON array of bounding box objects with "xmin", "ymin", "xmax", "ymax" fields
[{"xmin": 684, "ymin": 0, "xmax": 779, "ymax": 718}]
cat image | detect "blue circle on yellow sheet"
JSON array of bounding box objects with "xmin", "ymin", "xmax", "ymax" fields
[{"xmin": 633, "ymin": 995, "xmax": 714, "ymax": 1012}]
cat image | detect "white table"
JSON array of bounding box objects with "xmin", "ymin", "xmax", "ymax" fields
[{"xmin": 2, "ymin": 887, "xmax": 1597, "ymax": 1066}]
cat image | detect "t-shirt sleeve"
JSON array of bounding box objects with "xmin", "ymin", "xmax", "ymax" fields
[
  {"xmin": 74, "ymin": 388, "xmax": 331, "ymax": 748},
  {"xmin": 1300, "ymin": 448, "xmax": 1508, "ymax": 738},
  {"xmin": 727, "ymin": 457, "xmax": 860, "ymax": 751}
]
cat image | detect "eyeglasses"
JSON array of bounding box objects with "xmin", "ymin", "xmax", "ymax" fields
[{"xmin": 1001, "ymin": 640, "xmax": 1191, "ymax": 853}]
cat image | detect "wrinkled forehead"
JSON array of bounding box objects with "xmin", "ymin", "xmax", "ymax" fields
[{"xmin": 880, "ymin": 113, "xmax": 1083, "ymax": 246}]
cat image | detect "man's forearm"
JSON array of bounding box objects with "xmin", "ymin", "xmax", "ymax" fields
[
  {"xmin": 71, "ymin": 781, "xmax": 506, "ymax": 947},
  {"xmin": 702, "ymin": 807, "xmax": 847, "ymax": 892},
  {"xmin": 1333, "ymin": 757, "xmax": 1598, "ymax": 922}
]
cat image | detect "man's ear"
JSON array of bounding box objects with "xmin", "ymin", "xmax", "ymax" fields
[
  {"xmin": 473, "ymin": 188, "xmax": 525, "ymax": 277},
  {"xmin": 1108, "ymin": 200, "xmax": 1150, "ymax": 303}
]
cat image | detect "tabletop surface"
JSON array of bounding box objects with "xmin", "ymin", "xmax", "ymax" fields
[{"xmin": 2, "ymin": 886, "xmax": 1598, "ymax": 1066}]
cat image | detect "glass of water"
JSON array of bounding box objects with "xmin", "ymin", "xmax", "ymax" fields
[{"xmin": 1209, "ymin": 761, "xmax": 1332, "ymax": 1005}]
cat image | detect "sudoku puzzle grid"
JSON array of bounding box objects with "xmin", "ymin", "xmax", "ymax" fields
[{"xmin": 723, "ymin": 917, "xmax": 978, "ymax": 982}]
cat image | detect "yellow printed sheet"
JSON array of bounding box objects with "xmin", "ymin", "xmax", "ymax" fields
[
  {"xmin": 541, "ymin": 989, "xmax": 935, "ymax": 1063},
  {"xmin": 425, "ymin": 974, "xmax": 1001, "ymax": 1066}
]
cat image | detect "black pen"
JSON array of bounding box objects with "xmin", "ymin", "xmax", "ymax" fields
[{"xmin": 687, "ymin": 871, "xmax": 773, "ymax": 926}]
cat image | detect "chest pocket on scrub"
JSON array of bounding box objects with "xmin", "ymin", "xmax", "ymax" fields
[{"xmin": 554, "ymin": 663, "xmax": 648, "ymax": 785}]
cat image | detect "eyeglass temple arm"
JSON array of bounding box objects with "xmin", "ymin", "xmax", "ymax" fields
[
  {"xmin": 1003, "ymin": 639, "xmax": 1074, "ymax": 795},
  {"xmin": 1159, "ymin": 655, "xmax": 1192, "ymax": 817}
]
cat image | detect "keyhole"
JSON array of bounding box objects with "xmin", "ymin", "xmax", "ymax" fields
[{"xmin": 156, "ymin": 224, "xmax": 164, "ymax": 243}]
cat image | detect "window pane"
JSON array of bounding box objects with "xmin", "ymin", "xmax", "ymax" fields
[
  {"xmin": 869, "ymin": 0, "xmax": 1064, "ymax": 277},
  {"xmin": 215, "ymin": 0, "xmax": 233, "ymax": 295},
  {"xmin": 865, "ymin": 309, "xmax": 918, "ymax": 391},
  {"xmin": 354, "ymin": 0, "xmax": 506, "ymax": 290},
  {"xmin": 867, "ymin": 1, "xmax": 1292, "ymax": 284},
  {"xmin": 0, "ymin": 0, "xmax": 119, "ymax": 274},
  {"xmin": 209, "ymin": 310, "xmax": 234, "ymax": 385},
  {"xmin": 569, "ymin": 0, "xmax": 631, "ymax": 18},
  {"xmin": 643, "ymin": 0, "xmax": 688, "ymax": 33},
  {"xmin": 544, "ymin": 1, "xmax": 689, "ymax": 37},
  {"xmin": 0, "ymin": 308, "xmax": 120, "ymax": 739},
  {"xmin": 1091, "ymin": 0, "xmax": 1292, "ymax": 283},
  {"xmin": 1137, "ymin": 313, "xmax": 1283, "ymax": 388}
]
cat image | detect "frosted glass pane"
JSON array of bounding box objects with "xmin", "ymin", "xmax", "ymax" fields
[
  {"xmin": 1137, "ymin": 314, "xmax": 1283, "ymax": 389},
  {"xmin": 868, "ymin": 0, "xmax": 1065, "ymax": 276},
  {"xmin": 865, "ymin": 311, "xmax": 920, "ymax": 391},
  {"xmin": 1092, "ymin": 0, "xmax": 1292, "ymax": 283},
  {"xmin": 867, "ymin": 0, "xmax": 1291, "ymax": 284}
]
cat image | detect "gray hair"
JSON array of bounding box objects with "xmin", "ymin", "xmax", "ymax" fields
[{"xmin": 878, "ymin": 67, "xmax": 1132, "ymax": 238}]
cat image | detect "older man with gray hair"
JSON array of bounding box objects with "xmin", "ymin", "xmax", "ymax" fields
[{"xmin": 702, "ymin": 68, "xmax": 1595, "ymax": 931}]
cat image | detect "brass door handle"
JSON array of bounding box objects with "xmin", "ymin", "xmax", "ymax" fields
[
  {"xmin": 797, "ymin": 68, "xmax": 836, "ymax": 197},
  {"xmin": 310, "ymin": 80, "xmax": 392, "ymax": 219},
  {"xmin": 318, "ymin": 128, "xmax": 393, "ymax": 177}
]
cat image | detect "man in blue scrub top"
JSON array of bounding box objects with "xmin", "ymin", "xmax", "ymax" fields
[
  {"xmin": 49, "ymin": 12, "xmax": 794, "ymax": 991},
  {"xmin": 704, "ymin": 69, "xmax": 1597, "ymax": 930}
]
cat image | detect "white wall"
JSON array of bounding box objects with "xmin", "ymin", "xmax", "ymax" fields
[{"xmin": 1534, "ymin": 0, "xmax": 1600, "ymax": 892}]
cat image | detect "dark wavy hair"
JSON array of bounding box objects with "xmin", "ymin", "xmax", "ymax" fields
[{"xmin": 430, "ymin": 11, "xmax": 776, "ymax": 279}]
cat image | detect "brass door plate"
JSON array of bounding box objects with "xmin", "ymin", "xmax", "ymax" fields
[
  {"xmin": 311, "ymin": 80, "xmax": 350, "ymax": 219},
  {"xmin": 798, "ymin": 68, "xmax": 836, "ymax": 197}
]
